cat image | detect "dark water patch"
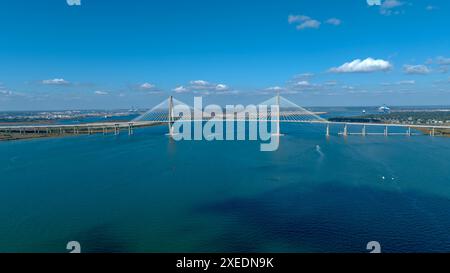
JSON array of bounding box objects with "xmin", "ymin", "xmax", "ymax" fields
[
  {"xmin": 69, "ymin": 224, "xmax": 135, "ymax": 253},
  {"xmin": 196, "ymin": 182, "xmax": 450, "ymax": 252}
]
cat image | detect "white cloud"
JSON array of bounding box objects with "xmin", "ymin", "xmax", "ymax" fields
[
  {"xmin": 437, "ymin": 57, "xmax": 450, "ymax": 65},
  {"xmin": 288, "ymin": 14, "xmax": 321, "ymax": 30},
  {"xmin": 139, "ymin": 82, "xmax": 156, "ymax": 90},
  {"xmin": 293, "ymin": 73, "xmax": 315, "ymax": 80},
  {"xmin": 0, "ymin": 90, "xmax": 13, "ymax": 96},
  {"xmin": 289, "ymin": 15, "xmax": 341, "ymax": 30},
  {"xmin": 0, "ymin": 84, "xmax": 24, "ymax": 98},
  {"xmin": 215, "ymin": 84, "xmax": 228, "ymax": 91},
  {"xmin": 437, "ymin": 59, "xmax": 450, "ymax": 73},
  {"xmin": 190, "ymin": 80, "xmax": 210, "ymax": 86},
  {"xmin": 326, "ymin": 18, "xmax": 341, "ymax": 26},
  {"xmin": 330, "ymin": 58, "xmax": 392, "ymax": 73},
  {"xmin": 42, "ymin": 78, "xmax": 70, "ymax": 85},
  {"xmin": 295, "ymin": 80, "xmax": 311, "ymax": 87},
  {"xmin": 382, "ymin": 0, "xmax": 404, "ymax": 9},
  {"xmin": 174, "ymin": 80, "xmax": 233, "ymax": 94},
  {"xmin": 66, "ymin": 0, "xmax": 81, "ymax": 6},
  {"xmin": 94, "ymin": 91, "xmax": 108, "ymax": 95},
  {"xmin": 172, "ymin": 86, "xmax": 188, "ymax": 93},
  {"xmin": 173, "ymin": 86, "xmax": 188, "ymax": 93},
  {"xmin": 403, "ymin": 64, "xmax": 431, "ymax": 74},
  {"xmin": 367, "ymin": 0, "xmax": 382, "ymax": 6},
  {"xmin": 266, "ymin": 86, "xmax": 285, "ymax": 91},
  {"xmin": 191, "ymin": 80, "xmax": 228, "ymax": 92},
  {"xmin": 380, "ymin": 0, "xmax": 405, "ymax": 15},
  {"xmin": 290, "ymin": 80, "xmax": 322, "ymax": 92},
  {"xmin": 264, "ymin": 76, "xmax": 346, "ymax": 95},
  {"xmin": 257, "ymin": 86, "xmax": 286, "ymax": 95},
  {"xmin": 342, "ymin": 85, "xmax": 355, "ymax": 90},
  {"xmin": 288, "ymin": 15, "xmax": 310, "ymax": 24},
  {"xmin": 297, "ymin": 19, "xmax": 321, "ymax": 30},
  {"xmin": 190, "ymin": 80, "xmax": 212, "ymax": 91}
]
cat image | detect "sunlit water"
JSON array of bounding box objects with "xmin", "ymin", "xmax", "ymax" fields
[{"xmin": 0, "ymin": 121, "xmax": 449, "ymax": 253}]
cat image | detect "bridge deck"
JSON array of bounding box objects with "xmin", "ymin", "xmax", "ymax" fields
[
  {"xmin": 0, "ymin": 120, "xmax": 449, "ymax": 130},
  {"xmin": 0, "ymin": 121, "xmax": 157, "ymax": 130}
]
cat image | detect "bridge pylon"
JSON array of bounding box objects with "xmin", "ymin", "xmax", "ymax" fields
[
  {"xmin": 271, "ymin": 92, "xmax": 283, "ymax": 136},
  {"xmin": 167, "ymin": 95, "xmax": 175, "ymax": 137}
]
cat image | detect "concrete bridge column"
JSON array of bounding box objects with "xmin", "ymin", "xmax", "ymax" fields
[
  {"xmin": 343, "ymin": 124, "xmax": 348, "ymax": 136},
  {"xmin": 384, "ymin": 126, "xmax": 388, "ymax": 136},
  {"xmin": 128, "ymin": 123, "xmax": 134, "ymax": 135},
  {"xmin": 167, "ymin": 96, "xmax": 175, "ymax": 137},
  {"xmin": 362, "ymin": 125, "xmax": 366, "ymax": 136},
  {"xmin": 326, "ymin": 123, "xmax": 330, "ymax": 137}
]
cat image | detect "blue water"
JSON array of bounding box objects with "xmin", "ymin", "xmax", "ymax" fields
[{"xmin": 0, "ymin": 122, "xmax": 450, "ymax": 253}]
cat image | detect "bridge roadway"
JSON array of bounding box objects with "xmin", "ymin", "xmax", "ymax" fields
[
  {"xmin": 0, "ymin": 120, "xmax": 449, "ymax": 137},
  {"xmin": 0, "ymin": 121, "xmax": 158, "ymax": 136}
]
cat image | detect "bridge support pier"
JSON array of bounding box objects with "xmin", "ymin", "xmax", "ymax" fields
[
  {"xmin": 343, "ymin": 124, "xmax": 348, "ymax": 137},
  {"xmin": 114, "ymin": 124, "xmax": 120, "ymax": 135},
  {"xmin": 362, "ymin": 125, "xmax": 366, "ymax": 136},
  {"xmin": 128, "ymin": 123, "xmax": 134, "ymax": 135},
  {"xmin": 326, "ymin": 123, "xmax": 330, "ymax": 137},
  {"xmin": 384, "ymin": 126, "xmax": 388, "ymax": 136},
  {"xmin": 407, "ymin": 127, "xmax": 411, "ymax": 136}
]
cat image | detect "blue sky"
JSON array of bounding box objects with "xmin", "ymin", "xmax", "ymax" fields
[{"xmin": 0, "ymin": 0, "xmax": 449, "ymax": 110}]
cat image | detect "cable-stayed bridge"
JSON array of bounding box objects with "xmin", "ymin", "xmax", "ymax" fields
[
  {"xmin": 131, "ymin": 95, "xmax": 449, "ymax": 137},
  {"xmin": 133, "ymin": 95, "xmax": 327, "ymax": 123},
  {"xmin": 1, "ymin": 95, "xmax": 449, "ymax": 138}
]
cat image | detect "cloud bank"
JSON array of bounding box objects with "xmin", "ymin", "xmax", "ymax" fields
[
  {"xmin": 403, "ymin": 64, "xmax": 431, "ymax": 74},
  {"xmin": 330, "ymin": 58, "xmax": 392, "ymax": 73}
]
